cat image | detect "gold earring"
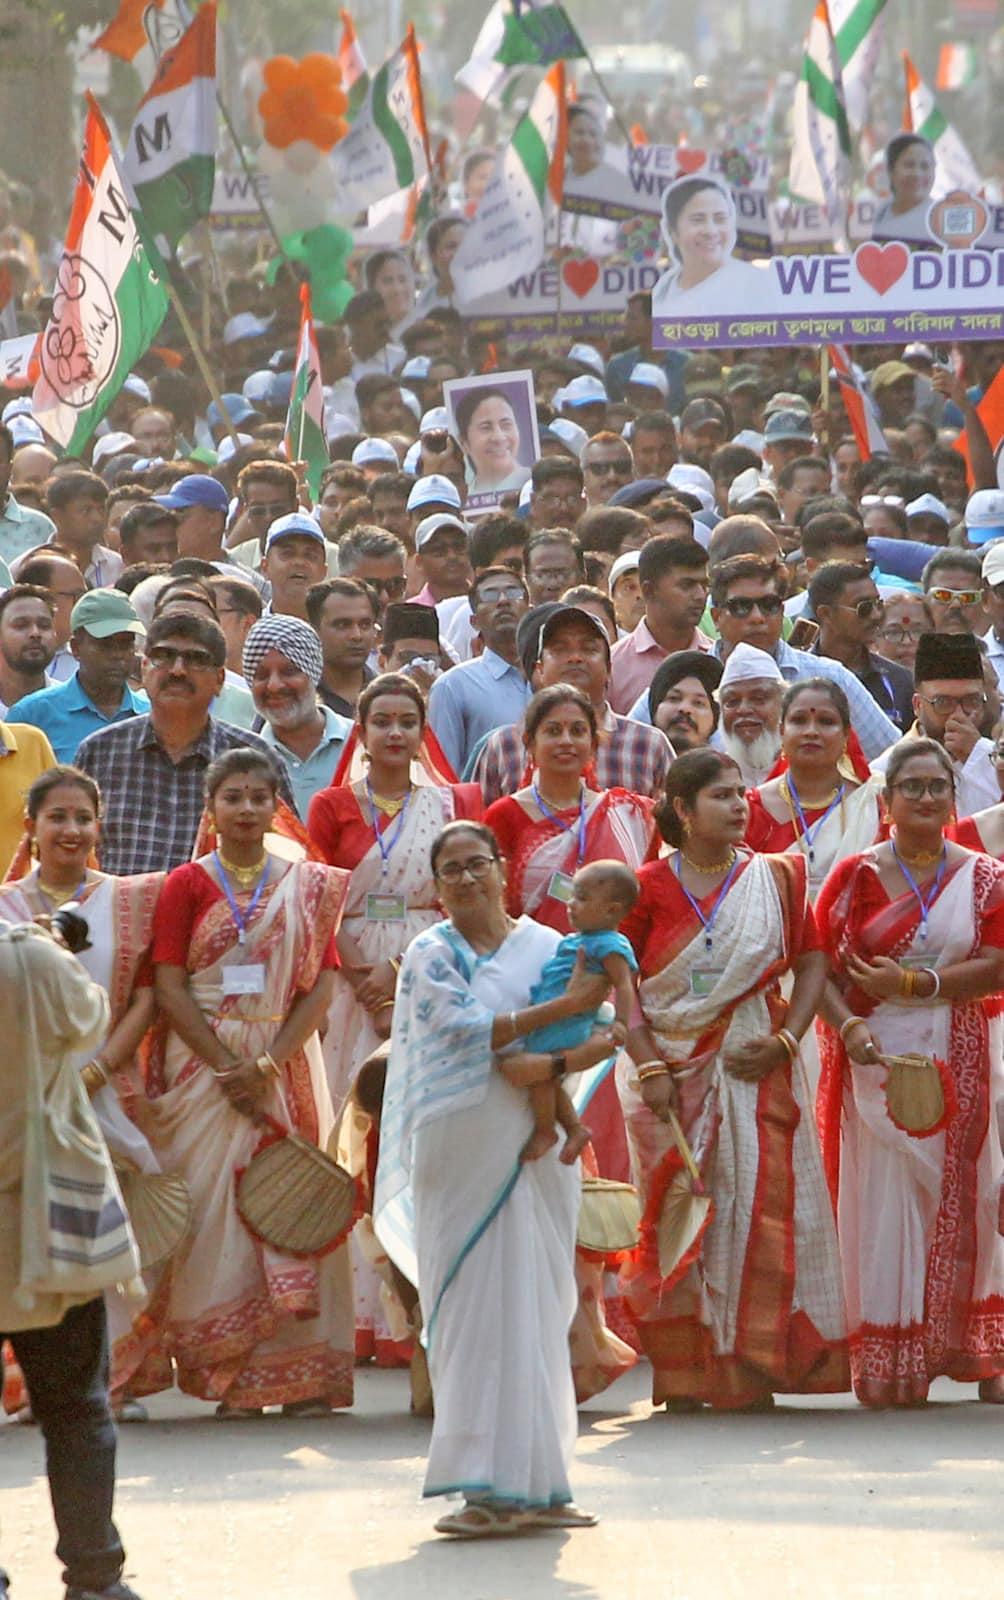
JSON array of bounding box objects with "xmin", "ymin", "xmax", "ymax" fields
[{"xmin": 681, "ymin": 817, "xmax": 692, "ymax": 837}]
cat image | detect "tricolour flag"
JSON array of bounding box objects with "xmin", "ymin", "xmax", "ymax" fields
[
  {"xmin": 92, "ymin": 0, "xmax": 191, "ymax": 62},
  {"xmin": 331, "ymin": 26, "xmax": 429, "ymax": 215},
  {"xmin": 828, "ymin": 0, "xmax": 888, "ymax": 132},
  {"xmin": 788, "ymin": 0, "xmax": 852, "ymax": 240},
  {"xmin": 937, "ymin": 43, "xmax": 977, "ymax": 92},
  {"xmin": 32, "ymin": 96, "xmax": 169, "ymax": 453},
  {"xmin": 284, "ymin": 284, "xmax": 328, "ymax": 500},
  {"xmin": 456, "ymin": 0, "xmax": 584, "ymax": 106},
  {"xmin": 903, "ymin": 53, "xmax": 981, "ymax": 198},
  {"xmin": 338, "ymin": 9, "xmax": 370, "ymax": 120},
  {"xmin": 451, "ymin": 62, "xmax": 566, "ymax": 307},
  {"xmin": 830, "ymin": 345, "xmax": 888, "ymax": 461},
  {"xmin": 124, "ymin": 3, "xmax": 217, "ymax": 256}
]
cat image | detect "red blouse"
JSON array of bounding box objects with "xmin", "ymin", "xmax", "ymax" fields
[
  {"xmin": 152, "ymin": 861, "xmax": 340, "ymax": 973},
  {"xmin": 307, "ymin": 782, "xmax": 483, "ymax": 870}
]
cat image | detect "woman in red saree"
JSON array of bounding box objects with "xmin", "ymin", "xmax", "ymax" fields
[
  {"xmin": 484, "ymin": 683, "xmax": 657, "ymax": 1399},
  {"xmin": 816, "ymin": 738, "xmax": 1004, "ymax": 1407},
  {"xmin": 143, "ymin": 749, "xmax": 352, "ymax": 1417},
  {"xmin": 620, "ymin": 749, "xmax": 848, "ymax": 1411}
]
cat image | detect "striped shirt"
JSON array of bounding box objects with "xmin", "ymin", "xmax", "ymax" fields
[{"xmin": 470, "ymin": 706, "xmax": 674, "ymax": 806}]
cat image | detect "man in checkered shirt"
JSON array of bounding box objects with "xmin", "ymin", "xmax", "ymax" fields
[
  {"xmin": 74, "ymin": 612, "xmax": 293, "ymax": 876},
  {"xmin": 469, "ymin": 601, "xmax": 674, "ymax": 804}
]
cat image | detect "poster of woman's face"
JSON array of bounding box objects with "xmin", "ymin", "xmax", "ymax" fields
[
  {"xmin": 444, "ymin": 370, "xmax": 540, "ymax": 514},
  {"xmin": 872, "ymin": 134, "xmax": 938, "ymax": 245}
]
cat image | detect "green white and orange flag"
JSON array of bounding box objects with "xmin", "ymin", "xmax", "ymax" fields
[
  {"xmin": 788, "ymin": 0, "xmax": 852, "ymax": 241},
  {"xmin": 32, "ymin": 96, "xmax": 169, "ymax": 453},
  {"xmin": 936, "ymin": 43, "xmax": 977, "ymax": 92},
  {"xmin": 284, "ymin": 284, "xmax": 328, "ymax": 500},
  {"xmin": 124, "ymin": 2, "xmax": 217, "ymax": 256},
  {"xmin": 337, "ymin": 9, "xmax": 370, "ymax": 120},
  {"xmin": 827, "ymin": 0, "xmax": 888, "ymax": 132},
  {"xmin": 331, "ymin": 26, "xmax": 429, "ymax": 214},
  {"xmin": 902, "ymin": 52, "xmax": 981, "ymax": 198},
  {"xmin": 451, "ymin": 62, "xmax": 566, "ymax": 306}
]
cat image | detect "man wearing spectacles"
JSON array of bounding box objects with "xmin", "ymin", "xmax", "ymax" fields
[
  {"xmin": 709, "ymin": 554, "xmax": 900, "ymax": 761},
  {"xmin": 871, "ymin": 630, "xmax": 1000, "ymax": 818},
  {"xmin": 808, "ymin": 561, "xmax": 914, "ymax": 730},
  {"xmin": 74, "ymin": 612, "xmax": 293, "ymax": 874},
  {"xmin": 979, "ymin": 539, "xmax": 1004, "ymax": 691},
  {"xmin": 921, "ymin": 549, "xmax": 988, "ymax": 638},
  {"xmin": 527, "ymin": 457, "xmax": 587, "ymax": 530},
  {"xmin": 580, "ymin": 436, "xmax": 634, "ymax": 507},
  {"xmin": 427, "ymin": 567, "xmax": 531, "ymax": 776}
]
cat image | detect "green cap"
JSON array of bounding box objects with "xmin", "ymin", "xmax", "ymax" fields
[{"xmin": 70, "ymin": 589, "xmax": 146, "ymax": 640}]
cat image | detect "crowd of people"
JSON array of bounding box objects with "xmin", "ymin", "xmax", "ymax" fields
[{"xmin": 5, "ymin": 252, "xmax": 1004, "ymax": 1580}]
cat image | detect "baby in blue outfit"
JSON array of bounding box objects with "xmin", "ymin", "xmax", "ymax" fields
[{"xmin": 522, "ymin": 860, "xmax": 640, "ymax": 1162}]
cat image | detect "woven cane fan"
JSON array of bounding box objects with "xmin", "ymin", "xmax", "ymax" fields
[
  {"xmin": 236, "ymin": 1133, "xmax": 355, "ymax": 1256},
  {"xmin": 114, "ymin": 1168, "xmax": 192, "ymax": 1273},
  {"xmin": 657, "ymin": 1112, "xmax": 713, "ymax": 1284},
  {"xmin": 577, "ymin": 1177, "xmax": 641, "ymax": 1253},
  {"xmin": 883, "ymin": 1053, "xmax": 946, "ymax": 1136}
]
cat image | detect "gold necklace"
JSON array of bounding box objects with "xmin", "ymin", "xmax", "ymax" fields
[
  {"xmin": 681, "ymin": 847, "xmax": 737, "ymax": 874},
  {"xmin": 37, "ymin": 874, "xmax": 87, "ymax": 907},
  {"xmin": 368, "ymin": 785, "xmax": 413, "ymax": 818},
  {"xmin": 893, "ymin": 842, "xmax": 944, "ymax": 868},
  {"xmin": 218, "ymin": 849, "xmax": 268, "ymax": 889},
  {"xmin": 779, "ymin": 775, "xmax": 842, "ymax": 812}
]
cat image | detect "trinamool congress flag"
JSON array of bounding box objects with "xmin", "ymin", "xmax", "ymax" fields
[
  {"xmin": 124, "ymin": 2, "xmax": 217, "ymax": 256},
  {"xmin": 828, "ymin": 0, "xmax": 888, "ymax": 131},
  {"xmin": 902, "ymin": 52, "xmax": 981, "ymax": 199},
  {"xmin": 285, "ymin": 284, "xmax": 328, "ymax": 499},
  {"xmin": 830, "ymin": 345, "xmax": 888, "ymax": 460},
  {"xmin": 451, "ymin": 62, "xmax": 567, "ymax": 307},
  {"xmin": 331, "ymin": 26, "xmax": 429, "ymax": 214},
  {"xmin": 337, "ymin": 9, "xmax": 370, "ymax": 120},
  {"xmin": 32, "ymin": 96, "xmax": 169, "ymax": 452},
  {"xmin": 789, "ymin": 0, "xmax": 852, "ymax": 238},
  {"xmin": 457, "ymin": 0, "xmax": 585, "ymax": 105}
]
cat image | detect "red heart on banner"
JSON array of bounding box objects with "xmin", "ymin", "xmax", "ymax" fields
[
  {"xmin": 676, "ymin": 148, "xmax": 707, "ymax": 175},
  {"xmin": 562, "ymin": 258, "xmax": 600, "ymax": 298},
  {"xmin": 854, "ymin": 241, "xmax": 910, "ymax": 296}
]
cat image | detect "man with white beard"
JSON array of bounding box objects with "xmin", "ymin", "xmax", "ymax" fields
[{"xmin": 713, "ymin": 642, "xmax": 784, "ymax": 787}]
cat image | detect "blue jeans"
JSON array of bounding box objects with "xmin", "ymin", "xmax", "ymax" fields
[{"xmin": 4, "ymin": 1296, "xmax": 125, "ymax": 1591}]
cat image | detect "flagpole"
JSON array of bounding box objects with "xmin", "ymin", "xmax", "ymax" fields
[
  {"xmin": 162, "ymin": 275, "xmax": 242, "ymax": 450},
  {"xmin": 818, "ymin": 347, "xmax": 831, "ymax": 456},
  {"xmin": 215, "ymin": 91, "xmax": 292, "ymax": 264}
]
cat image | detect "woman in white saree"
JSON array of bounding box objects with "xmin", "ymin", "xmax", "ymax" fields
[
  {"xmin": 375, "ymin": 821, "xmax": 615, "ymax": 1538},
  {"xmin": 148, "ymin": 749, "xmax": 352, "ymax": 1417},
  {"xmin": 619, "ymin": 750, "xmax": 849, "ymax": 1411},
  {"xmin": 816, "ymin": 739, "xmax": 1004, "ymax": 1407}
]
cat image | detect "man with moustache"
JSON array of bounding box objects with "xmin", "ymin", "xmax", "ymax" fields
[
  {"xmin": 646, "ymin": 650, "xmax": 722, "ymax": 752},
  {"xmin": 427, "ymin": 566, "xmax": 530, "ymax": 776},
  {"xmin": 244, "ymin": 615, "xmax": 351, "ymax": 820},
  {"xmin": 713, "ymin": 642, "xmax": 784, "ymax": 787}
]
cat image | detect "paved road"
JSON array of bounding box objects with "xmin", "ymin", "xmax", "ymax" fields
[{"xmin": 1, "ymin": 1365, "xmax": 1002, "ymax": 1600}]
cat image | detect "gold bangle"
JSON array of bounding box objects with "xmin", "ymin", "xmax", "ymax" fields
[
  {"xmin": 901, "ymin": 967, "xmax": 916, "ymax": 999},
  {"xmin": 775, "ymin": 1028, "xmax": 798, "ymax": 1062},
  {"xmin": 637, "ymin": 1063, "xmax": 670, "ymax": 1081},
  {"xmin": 839, "ymin": 1016, "xmax": 867, "ymax": 1042},
  {"xmin": 80, "ymin": 1061, "xmax": 108, "ymax": 1094},
  {"xmin": 388, "ymin": 957, "xmax": 401, "ymax": 977},
  {"xmin": 255, "ymin": 1052, "xmax": 280, "ymax": 1078},
  {"xmin": 374, "ymin": 999, "xmax": 395, "ymax": 1012}
]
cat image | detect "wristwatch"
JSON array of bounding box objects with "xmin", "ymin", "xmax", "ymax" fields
[{"xmin": 550, "ymin": 1052, "xmax": 568, "ymax": 1080}]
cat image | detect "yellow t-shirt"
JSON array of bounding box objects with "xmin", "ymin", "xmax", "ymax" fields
[{"xmin": 0, "ymin": 723, "xmax": 56, "ymax": 878}]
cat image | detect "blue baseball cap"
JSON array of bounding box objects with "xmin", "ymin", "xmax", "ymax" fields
[
  {"xmin": 154, "ymin": 474, "xmax": 230, "ymax": 513},
  {"xmin": 207, "ymin": 393, "xmax": 259, "ymax": 429}
]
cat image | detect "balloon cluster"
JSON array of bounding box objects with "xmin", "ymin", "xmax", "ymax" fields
[{"xmin": 257, "ymin": 53, "xmax": 350, "ymax": 235}]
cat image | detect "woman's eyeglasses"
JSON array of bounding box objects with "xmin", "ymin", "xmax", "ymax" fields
[
  {"xmin": 889, "ymin": 777, "xmax": 954, "ymax": 800},
  {"xmin": 882, "ymin": 625, "xmax": 926, "ymax": 643},
  {"xmin": 435, "ymin": 856, "xmax": 497, "ymax": 883},
  {"xmin": 837, "ymin": 596, "xmax": 884, "ymax": 620},
  {"xmin": 722, "ymin": 594, "xmax": 784, "ymax": 618}
]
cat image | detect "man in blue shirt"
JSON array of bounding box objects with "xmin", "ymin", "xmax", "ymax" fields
[
  {"xmin": 243, "ymin": 614, "xmax": 351, "ymax": 820},
  {"xmin": 0, "ymin": 422, "xmax": 55, "ymax": 571},
  {"xmin": 428, "ymin": 567, "xmax": 531, "ymax": 775},
  {"xmin": 11, "ymin": 590, "xmax": 148, "ymax": 761}
]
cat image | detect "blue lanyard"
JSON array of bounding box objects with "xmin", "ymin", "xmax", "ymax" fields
[
  {"xmin": 365, "ymin": 779, "xmax": 413, "ymax": 878},
  {"xmin": 892, "ymin": 843, "xmax": 947, "ymax": 944},
  {"xmin": 214, "ymin": 851, "xmax": 269, "ymax": 945},
  {"xmin": 532, "ymin": 783, "xmax": 587, "ymax": 866},
  {"xmin": 674, "ymin": 851, "xmax": 743, "ymax": 953},
  {"xmin": 877, "ymin": 670, "xmax": 901, "ymax": 726},
  {"xmin": 787, "ymin": 777, "xmax": 845, "ymax": 867}
]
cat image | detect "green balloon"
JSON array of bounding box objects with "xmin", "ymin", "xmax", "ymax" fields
[{"xmin": 269, "ymin": 224, "xmax": 356, "ymax": 321}]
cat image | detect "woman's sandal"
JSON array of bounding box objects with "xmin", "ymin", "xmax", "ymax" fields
[
  {"xmin": 434, "ymin": 1503, "xmax": 531, "ymax": 1538},
  {"xmin": 527, "ymin": 1504, "xmax": 598, "ymax": 1529},
  {"xmin": 214, "ymin": 1403, "xmax": 264, "ymax": 1420}
]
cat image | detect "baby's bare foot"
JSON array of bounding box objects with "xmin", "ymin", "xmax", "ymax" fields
[
  {"xmin": 521, "ymin": 1125, "xmax": 559, "ymax": 1162},
  {"xmin": 560, "ymin": 1123, "xmax": 592, "ymax": 1165}
]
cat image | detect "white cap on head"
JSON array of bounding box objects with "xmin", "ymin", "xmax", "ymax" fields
[
  {"xmin": 121, "ymin": 374, "xmax": 153, "ymax": 403},
  {"xmin": 415, "ymin": 511, "xmax": 467, "ymax": 551},
  {"xmin": 548, "ymin": 417, "xmax": 588, "ymax": 458},
  {"xmin": 560, "ymin": 374, "xmax": 607, "ymax": 409},
  {"xmin": 728, "ymin": 465, "xmax": 774, "ymax": 507},
  {"xmin": 91, "ymin": 431, "xmax": 137, "ymax": 469},
  {"xmin": 567, "ymin": 342, "xmax": 605, "ymax": 377},
  {"xmin": 215, "ymin": 432, "xmax": 254, "ymax": 463},
  {"xmin": 352, "ymin": 436, "xmax": 399, "ymax": 468},
  {"xmin": 668, "ymin": 462, "xmax": 715, "ymax": 498},
  {"xmin": 609, "ymin": 550, "xmax": 640, "ymax": 588},
  {"xmin": 628, "ymin": 362, "xmax": 669, "ymax": 398},
  {"xmin": 981, "ymin": 540, "xmax": 1004, "ymax": 587},
  {"xmin": 419, "ymin": 405, "xmax": 450, "ymax": 434},
  {"xmin": 905, "ymin": 492, "xmax": 950, "ymax": 524},
  {"xmin": 719, "ymin": 642, "xmax": 784, "ymax": 689},
  {"xmin": 406, "ymin": 473, "xmax": 462, "ymax": 512}
]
